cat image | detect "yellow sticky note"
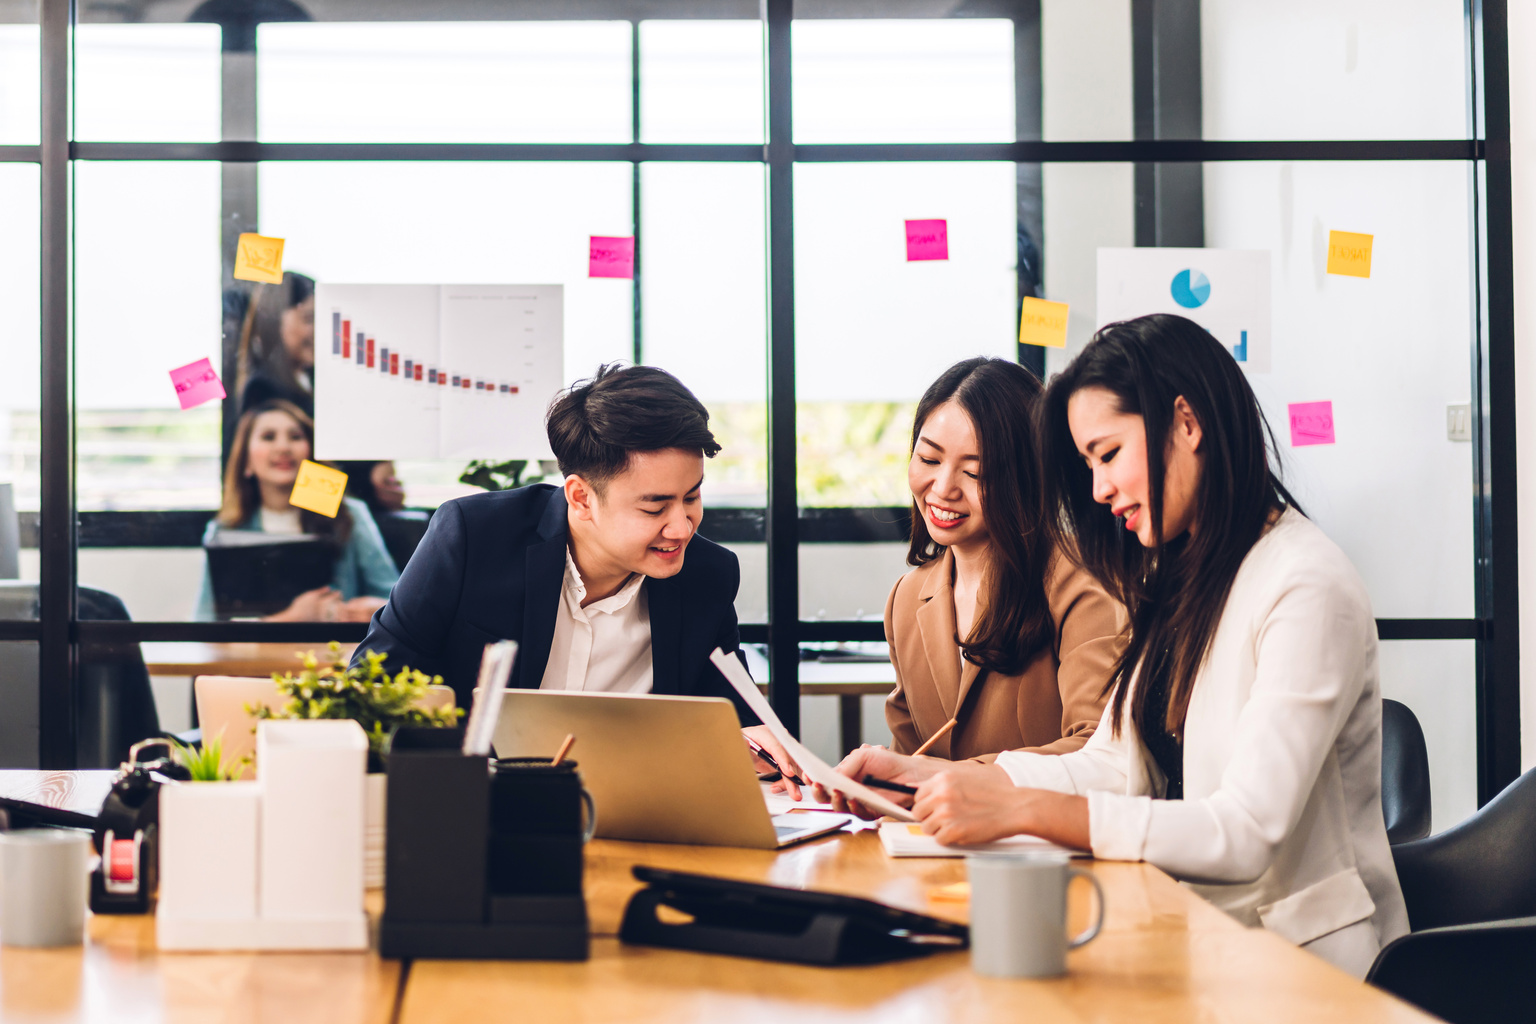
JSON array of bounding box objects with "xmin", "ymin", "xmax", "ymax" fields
[
  {"xmin": 1018, "ymin": 296, "xmax": 1070, "ymax": 348},
  {"xmin": 234, "ymin": 233, "xmax": 286, "ymax": 284},
  {"xmin": 1326, "ymin": 230, "xmax": 1373, "ymax": 278},
  {"xmin": 289, "ymin": 460, "xmax": 348, "ymax": 518}
]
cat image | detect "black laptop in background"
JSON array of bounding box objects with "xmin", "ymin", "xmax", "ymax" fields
[{"xmin": 204, "ymin": 533, "xmax": 337, "ymax": 619}]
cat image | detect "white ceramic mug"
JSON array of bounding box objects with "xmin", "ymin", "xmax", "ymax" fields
[
  {"xmin": 966, "ymin": 852, "xmax": 1105, "ymax": 978},
  {"xmin": 0, "ymin": 829, "xmax": 90, "ymax": 947}
]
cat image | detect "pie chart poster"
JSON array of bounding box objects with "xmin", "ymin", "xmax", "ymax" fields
[{"xmin": 1096, "ymin": 248, "xmax": 1272, "ymax": 373}]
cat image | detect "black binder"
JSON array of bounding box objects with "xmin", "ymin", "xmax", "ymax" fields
[
  {"xmin": 620, "ymin": 865, "xmax": 968, "ymax": 965},
  {"xmin": 204, "ymin": 535, "xmax": 337, "ymax": 619}
]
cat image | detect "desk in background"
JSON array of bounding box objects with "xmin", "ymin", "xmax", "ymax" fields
[{"xmin": 142, "ymin": 642, "xmax": 359, "ymax": 679}]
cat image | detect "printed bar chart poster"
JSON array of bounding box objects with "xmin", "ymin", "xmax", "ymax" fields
[
  {"xmin": 1096, "ymin": 248, "xmax": 1271, "ymax": 373},
  {"xmin": 313, "ymin": 284, "xmax": 564, "ymax": 460}
]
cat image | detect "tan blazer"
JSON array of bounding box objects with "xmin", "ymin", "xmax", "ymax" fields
[{"xmin": 884, "ymin": 546, "xmax": 1126, "ymax": 762}]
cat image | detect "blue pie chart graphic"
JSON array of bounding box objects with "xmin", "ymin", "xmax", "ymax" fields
[{"xmin": 1170, "ymin": 269, "xmax": 1211, "ymax": 309}]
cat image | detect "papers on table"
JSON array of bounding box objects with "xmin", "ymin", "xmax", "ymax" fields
[
  {"xmin": 878, "ymin": 821, "xmax": 1082, "ymax": 859},
  {"xmin": 710, "ymin": 648, "xmax": 917, "ymax": 823}
]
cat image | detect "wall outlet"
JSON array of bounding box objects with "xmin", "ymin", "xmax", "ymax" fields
[{"xmin": 1447, "ymin": 403, "xmax": 1472, "ymax": 442}]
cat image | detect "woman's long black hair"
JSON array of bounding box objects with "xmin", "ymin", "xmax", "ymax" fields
[
  {"xmin": 1039, "ymin": 314, "xmax": 1299, "ymax": 738},
  {"xmin": 907, "ymin": 357, "xmax": 1054, "ymax": 675}
]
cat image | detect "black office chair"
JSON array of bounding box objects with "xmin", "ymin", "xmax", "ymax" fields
[
  {"xmin": 1368, "ymin": 765, "xmax": 1536, "ymax": 1022},
  {"xmin": 1380, "ymin": 698, "xmax": 1432, "ymax": 844},
  {"xmin": 0, "ymin": 581, "xmax": 164, "ymax": 769},
  {"xmin": 375, "ymin": 509, "xmax": 432, "ymax": 574}
]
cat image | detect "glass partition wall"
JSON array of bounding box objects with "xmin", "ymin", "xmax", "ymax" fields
[{"xmin": 13, "ymin": 0, "xmax": 1518, "ymax": 824}]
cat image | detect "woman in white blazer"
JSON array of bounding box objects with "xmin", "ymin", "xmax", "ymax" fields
[{"xmin": 835, "ymin": 314, "xmax": 1408, "ymax": 978}]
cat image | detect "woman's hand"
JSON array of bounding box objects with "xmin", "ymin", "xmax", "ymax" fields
[
  {"xmin": 810, "ymin": 745, "xmax": 948, "ymax": 819},
  {"xmin": 267, "ymin": 586, "xmax": 340, "ymax": 622},
  {"xmin": 911, "ymin": 766, "xmax": 1090, "ymax": 849},
  {"xmin": 742, "ymin": 725, "xmax": 804, "ymax": 800},
  {"xmin": 337, "ymin": 596, "xmax": 386, "ymax": 623}
]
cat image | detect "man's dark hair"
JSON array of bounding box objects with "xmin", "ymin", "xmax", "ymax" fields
[{"xmin": 546, "ymin": 364, "xmax": 721, "ymax": 488}]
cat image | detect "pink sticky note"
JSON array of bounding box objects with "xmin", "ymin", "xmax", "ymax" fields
[
  {"xmin": 904, "ymin": 219, "xmax": 949, "ymax": 261},
  {"xmin": 1288, "ymin": 401, "xmax": 1335, "ymax": 446},
  {"xmin": 589, "ymin": 236, "xmax": 635, "ymax": 279},
  {"xmin": 169, "ymin": 357, "xmax": 226, "ymax": 410}
]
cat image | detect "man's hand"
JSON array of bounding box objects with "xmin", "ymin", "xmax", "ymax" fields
[
  {"xmin": 743, "ymin": 725, "xmax": 803, "ymax": 800},
  {"xmin": 911, "ymin": 765, "xmax": 1090, "ymax": 849}
]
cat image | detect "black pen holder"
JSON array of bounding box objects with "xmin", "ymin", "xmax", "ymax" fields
[{"xmin": 378, "ymin": 728, "xmax": 589, "ymax": 960}]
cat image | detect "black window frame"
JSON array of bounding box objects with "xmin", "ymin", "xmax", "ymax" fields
[{"xmin": 9, "ymin": 0, "xmax": 1517, "ymax": 801}]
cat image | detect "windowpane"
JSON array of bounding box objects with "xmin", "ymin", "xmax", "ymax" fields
[
  {"xmin": 641, "ymin": 161, "xmax": 767, "ymax": 623},
  {"xmin": 1042, "ymin": 160, "xmax": 1474, "ymax": 619},
  {"xmin": 74, "ymin": 162, "xmax": 222, "ymax": 514},
  {"xmin": 258, "ymin": 22, "xmax": 633, "ymax": 144},
  {"xmin": 640, "ymin": 21, "xmax": 763, "ymax": 144},
  {"xmin": 0, "ymin": 19, "xmax": 38, "ymax": 146},
  {"xmin": 74, "ymin": 24, "xmax": 221, "ymax": 142},
  {"xmin": 1379, "ymin": 640, "xmax": 1475, "ymax": 833},
  {"xmin": 795, "ymin": 161, "xmax": 1017, "ymax": 511},
  {"xmin": 0, "ymin": 163, "xmax": 39, "ymax": 619},
  {"xmin": 792, "ymin": 20, "xmax": 1015, "ymax": 144},
  {"xmin": 1202, "ymin": 0, "xmax": 1468, "ymax": 141}
]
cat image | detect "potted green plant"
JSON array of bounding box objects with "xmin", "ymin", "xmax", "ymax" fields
[{"xmin": 255, "ymin": 643, "xmax": 463, "ymax": 887}]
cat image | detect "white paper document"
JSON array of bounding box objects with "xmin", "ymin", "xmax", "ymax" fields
[
  {"xmin": 710, "ymin": 649, "xmax": 916, "ymax": 823},
  {"xmin": 314, "ymin": 283, "xmax": 564, "ymax": 460},
  {"xmin": 878, "ymin": 821, "xmax": 1082, "ymax": 859}
]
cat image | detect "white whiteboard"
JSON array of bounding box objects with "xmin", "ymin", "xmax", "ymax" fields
[{"xmin": 313, "ymin": 283, "xmax": 564, "ymax": 461}]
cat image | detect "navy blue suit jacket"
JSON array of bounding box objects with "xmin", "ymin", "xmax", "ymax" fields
[{"xmin": 353, "ymin": 484, "xmax": 755, "ymax": 723}]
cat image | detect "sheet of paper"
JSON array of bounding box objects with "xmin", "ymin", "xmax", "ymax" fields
[
  {"xmin": 710, "ymin": 649, "xmax": 916, "ymax": 822},
  {"xmin": 233, "ymin": 233, "xmax": 286, "ymax": 285},
  {"xmin": 589, "ymin": 235, "xmax": 635, "ymax": 279},
  {"xmin": 1325, "ymin": 230, "xmax": 1373, "ymax": 278},
  {"xmin": 463, "ymin": 641, "xmax": 517, "ymax": 756},
  {"xmin": 288, "ymin": 460, "xmax": 348, "ymax": 518},
  {"xmin": 1288, "ymin": 400, "xmax": 1336, "ymax": 447},
  {"xmin": 904, "ymin": 219, "xmax": 948, "ymax": 262},
  {"xmin": 879, "ymin": 821, "xmax": 1080, "ymax": 859},
  {"xmin": 168, "ymin": 357, "xmax": 226, "ymax": 410},
  {"xmin": 1017, "ymin": 296, "xmax": 1069, "ymax": 348}
]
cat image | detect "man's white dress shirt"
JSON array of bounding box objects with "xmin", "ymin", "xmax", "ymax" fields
[{"xmin": 539, "ymin": 547, "xmax": 654, "ymax": 694}]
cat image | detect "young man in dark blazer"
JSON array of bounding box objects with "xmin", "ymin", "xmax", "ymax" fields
[{"xmin": 354, "ymin": 364, "xmax": 804, "ymax": 788}]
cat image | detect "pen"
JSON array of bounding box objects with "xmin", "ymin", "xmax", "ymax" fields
[
  {"xmin": 745, "ymin": 736, "xmax": 805, "ymax": 786},
  {"xmin": 861, "ymin": 775, "xmax": 918, "ymax": 796},
  {"xmin": 910, "ymin": 718, "xmax": 957, "ymax": 757}
]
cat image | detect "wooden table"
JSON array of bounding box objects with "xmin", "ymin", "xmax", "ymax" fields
[
  {"xmin": 0, "ymin": 820, "xmax": 1435, "ymax": 1024},
  {"xmin": 141, "ymin": 642, "xmax": 358, "ymax": 678},
  {"xmin": 397, "ymin": 829, "xmax": 1437, "ymax": 1024}
]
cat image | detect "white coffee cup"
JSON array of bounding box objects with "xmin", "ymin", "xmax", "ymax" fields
[
  {"xmin": 0, "ymin": 829, "xmax": 90, "ymax": 947},
  {"xmin": 966, "ymin": 852, "xmax": 1105, "ymax": 978}
]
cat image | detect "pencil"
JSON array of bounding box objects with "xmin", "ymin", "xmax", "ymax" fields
[
  {"xmin": 550, "ymin": 734, "xmax": 576, "ymax": 766},
  {"xmin": 910, "ymin": 718, "xmax": 957, "ymax": 757}
]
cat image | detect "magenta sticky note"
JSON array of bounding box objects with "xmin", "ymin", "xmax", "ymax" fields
[
  {"xmin": 904, "ymin": 219, "xmax": 949, "ymax": 261},
  {"xmin": 589, "ymin": 236, "xmax": 635, "ymax": 279},
  {"xmin": 1288, "ymin": 401, "xmax": 1336, "ymax": 446},
  {"xmin": 169, "ymin": 357, "xmax": 226, "ymax": 410}
]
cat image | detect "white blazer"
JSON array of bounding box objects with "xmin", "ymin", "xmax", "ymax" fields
[{"xmin": 996, "ymin": 508, "xmax": 1409, "ymax": 978}]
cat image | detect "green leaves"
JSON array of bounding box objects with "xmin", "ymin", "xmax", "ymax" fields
[
  {"xmin": 169, "ymin": 729, "xmax": 244, "ymax": 782},
  {"xmin": 252, "ymin": 641, "xmax": 464, "ymax": 758},
  {"xmin": 458, "ymin": 459, "xmax": 529, "ymax": 492}
]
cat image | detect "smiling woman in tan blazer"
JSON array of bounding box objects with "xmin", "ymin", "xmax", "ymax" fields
[{"xmin": 879, "ymin": 358, "xmax": 1125, "ymax": 763}]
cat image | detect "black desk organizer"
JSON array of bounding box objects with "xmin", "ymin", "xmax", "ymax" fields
[
  {"xmin": 379, "ymin": 727, "xmax": 589, "ymax": 960},
  {"xmin": 620, "ymin": 865, "xmax": 968, "ymax": 966}
]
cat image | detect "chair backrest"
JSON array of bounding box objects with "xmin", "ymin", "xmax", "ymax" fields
[
  {"xmin": 194, "ymin": 674, "xmax": 456, "ymax": 778},
  {"xmin": 0, "ymin": 581, "xmax": 160, "ymax": 769},
  {"xmin": 1368, "ymin": 916, "xmax": 1536, "ymax": 1024},
  {"xmin": 1381, "ymin": 698, "xmax": 1432, "ymax": 844},
  {"xmin": 1392, "ymin": 766, "xmax": 1536, "ymax": 930}
]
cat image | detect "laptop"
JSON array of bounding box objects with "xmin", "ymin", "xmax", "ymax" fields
[
  {"xmin": 204, "ymin": 534, "xmax": 337, "ymax": 619},
  {"xmin": 490, "ymin": 690, "xmax": 849, "ymax": 850}
]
